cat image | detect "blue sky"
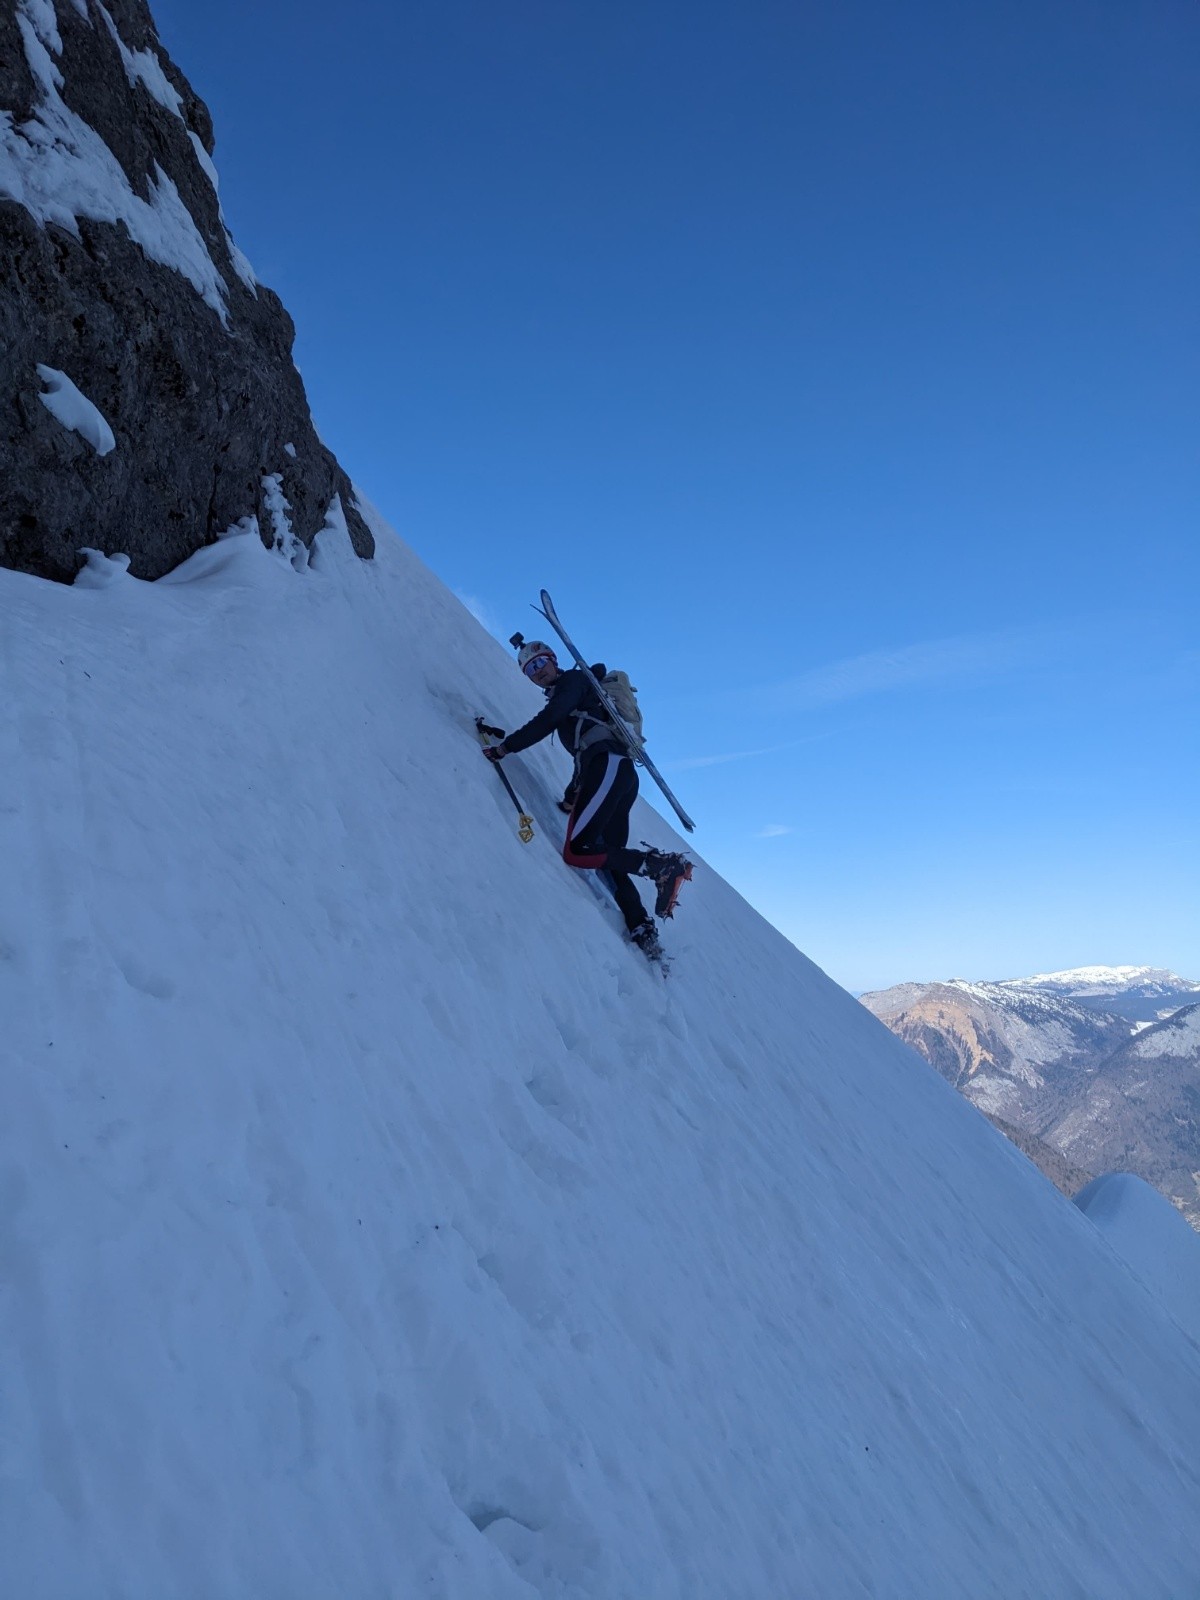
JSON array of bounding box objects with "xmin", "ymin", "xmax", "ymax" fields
[{"xmin": 153, "ymin": 0, "xmax": 1198, "ymax": 991}]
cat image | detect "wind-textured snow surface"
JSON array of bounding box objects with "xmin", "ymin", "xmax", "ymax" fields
[{"xmin": 3, "ymin": 509, "xmax": 1200, "ymax": 1598}]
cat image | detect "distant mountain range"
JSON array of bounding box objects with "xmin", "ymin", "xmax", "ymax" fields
[
  {"xmin": 860, "ymin": 966, "xmax": 1200, "ymax": 1228},
  {"xmin": 1007, "ymin": 965, "xmax": 1200, "ymax": 1022}
]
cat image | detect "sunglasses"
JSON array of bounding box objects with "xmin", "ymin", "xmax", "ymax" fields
[{"xmin": 523, "ymin": 653, "xmax": 554, "ymax": 678}]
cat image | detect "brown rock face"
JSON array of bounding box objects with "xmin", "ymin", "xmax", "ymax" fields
[{"xmin": 0, "ymin": 0, "xmax": 374, "ymax": 581}]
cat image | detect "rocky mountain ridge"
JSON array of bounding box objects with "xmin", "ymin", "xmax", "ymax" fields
[
  {"xmin": 1003, "ymin": 966, "xmax": 1200, "ymax": 1022},
  {"xmin": 861, "ymin": 968, "xmax": 1200, "ymax": 1228}
]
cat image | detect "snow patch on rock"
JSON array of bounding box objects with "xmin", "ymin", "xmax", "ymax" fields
[
  {"xmin": 262, "ymin": 473, "xmax": 307, "ymax": 572},
  {"xmin": 36, "ymin": 364, "xmax": 116, "ymax": 454},
  {"xmin": 184, "ymin": 129, "xmax": 257, "ymax": 291},
  {"xmin": 98, "ymin": 4, "xmax": 183, "ymax": 118}
]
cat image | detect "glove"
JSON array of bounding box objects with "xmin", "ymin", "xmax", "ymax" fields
[
  {"xmin": 557, "ymin": 785, "xmax": 576, "ymax": 814},
  {"xmin": 483, "ymin": 742, "xmax": 507, "ymax": 762}
]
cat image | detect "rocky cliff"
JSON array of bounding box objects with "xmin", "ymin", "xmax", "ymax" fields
[{"xmin": 1, "ymin": 0, "xmax": 373, "ymax": 581}]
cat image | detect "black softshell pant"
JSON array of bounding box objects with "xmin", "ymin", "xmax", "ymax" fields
[{"xmin": 562, "ymin": 748, "xmax": 649, "ymax": 933}]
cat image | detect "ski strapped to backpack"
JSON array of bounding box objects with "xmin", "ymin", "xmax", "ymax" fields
[
  {"xmin": 532, "ymin": 590, "xmax": 696, "ymax": 834},
  {"xmin": 567, "ymin": 666, "xmax": 643, "ymax": 762},
  {"xmin": 593, "ymin": 668, "xmax": 644, "ymax": 750}
]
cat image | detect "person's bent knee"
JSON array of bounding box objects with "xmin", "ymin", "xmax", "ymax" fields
[{"xmin": 563, "ymin": 841, "xmax": 602, "ymax": 870}]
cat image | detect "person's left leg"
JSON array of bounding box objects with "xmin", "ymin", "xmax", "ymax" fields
[
  {"xmin": 563, "ymin": 752, "xmax": 643, "ymax": 875},
  {"xmin": 563, "ymin": 753, "xmax": 651, "ymax": 932}
]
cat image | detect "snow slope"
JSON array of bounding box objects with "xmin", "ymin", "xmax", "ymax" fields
[
  {"xmin": 3, "ymin": 512, "xmax": 1200, "ymax": 1598},
  {"xmin": 1075, "ymin": 1173, "xmax": 1200, "ymax": 1349}
]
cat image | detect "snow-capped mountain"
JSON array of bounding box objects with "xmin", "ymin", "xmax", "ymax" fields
[
  {"xmin": 1007, "ymin": 965, "xmax": 1200, "ymax": 1021},
  {"xmin": 861, "ymin": 973, "xmax": 1200, "ymax": 1228},
  {"xmin": 859, "ymin": 977, "xmax": 1133, "ymax": 1111}
]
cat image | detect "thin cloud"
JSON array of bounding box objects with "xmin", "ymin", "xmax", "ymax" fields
[
  {"xmin": 756, "ymin": 824, "xmax": 792, "ymax": 838},
  {"xmin": 757, "ymin": 626, "xmax": 1067, "ymax": 714},
  {"xmin": 668, "ymin": 743, "xmax": 788, "ymax": 771},
  {"xmin": 666, "ymin": 730, "xmax": 837, "ymax": 772}
]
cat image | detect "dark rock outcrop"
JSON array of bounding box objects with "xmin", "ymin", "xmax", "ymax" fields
[{"xmin": 1, "ymin": 0, "xmax": 373, "ymax": 581}]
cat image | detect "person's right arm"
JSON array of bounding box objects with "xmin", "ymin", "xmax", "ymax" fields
[{"xmin": 502, "ymin": 673, "xmax": 589, "ymax": 755}]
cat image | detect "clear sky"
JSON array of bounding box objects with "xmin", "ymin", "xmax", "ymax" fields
[{"xmin": 152, "ymin": 0, "xmax": 1198, "ymax": 992}]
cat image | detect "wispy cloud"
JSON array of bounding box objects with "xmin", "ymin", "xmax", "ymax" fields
[
  {"xmin": 668, "ymin": 743, "xmax": 789, "ymax": 771},
  {"xmin": 665, "ymin": 730, "xmax": 838, "ymax": 772},
  {"xmin": 757, "ymin": 626, "xmax": 1065, "ymax": 714},
  {"xmin": 756, "ymin": 824, "xmax": 792, "ymax": 838}
]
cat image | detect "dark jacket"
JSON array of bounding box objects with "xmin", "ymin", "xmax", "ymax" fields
[{"xmin": 503, "ymin": 666, "xmax": 623, "ymax": 761}]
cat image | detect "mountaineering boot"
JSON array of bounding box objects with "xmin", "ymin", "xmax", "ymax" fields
[
  {"xmin": 630, "ymin": 920, "xmax": 664, "ymax": 962},
  {"xmin": 640, "ymin": 847, "xmax": 693, "ymax": 919}
]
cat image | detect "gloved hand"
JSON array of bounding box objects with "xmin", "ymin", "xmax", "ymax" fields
[
  {"xmin": 483, "ymin": 742, "xmax": 507, "ymax": 762},
  {"xmin": 557, "ymin": 785, "xmax": 576, "ymax": 814}
]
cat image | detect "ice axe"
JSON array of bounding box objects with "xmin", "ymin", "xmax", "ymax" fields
[{"xmin": 475, "ymin": 718, "xmax": 534, "ymax": 843}]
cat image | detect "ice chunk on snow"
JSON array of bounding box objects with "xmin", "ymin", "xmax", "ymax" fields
[
  {"xmin": 308, "ymin": 493, "xmax": 359, "ymax": 574},
  {"xmin": 73, "ymin": 548, "xmax": 130, "ymax": 587},
  {"xmin": 37, "ymin": 364, "xmax": 116, "ymax": 454}
]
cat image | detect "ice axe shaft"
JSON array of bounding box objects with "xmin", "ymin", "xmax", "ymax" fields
[{"xmin": 475, "ymin": 718, "xmax": 534, "ymax": 843}]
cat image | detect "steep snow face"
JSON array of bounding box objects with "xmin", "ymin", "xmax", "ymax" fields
[
  {"xmin": 3, "ymin": 511, "xmax": 1200, "ymax": 1598},
  {"xmin": 1075, "ymin": 1174, "xmax": 1200, "ymax": 1348}
]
